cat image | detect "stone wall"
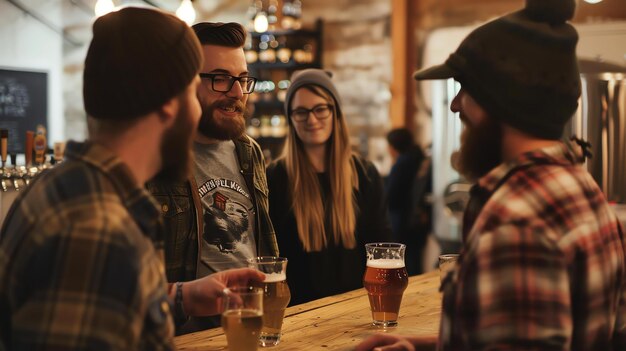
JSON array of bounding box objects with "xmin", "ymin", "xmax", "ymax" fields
[{"xmin": 303, "ymin": 0, "xmax": 393, "ymax": 171}]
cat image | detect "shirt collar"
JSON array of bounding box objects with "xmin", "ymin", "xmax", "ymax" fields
[
  {"xmin": 64, "ymin": 141, "xmax": 163, "ymax": 241},
  {"xmin": 475, "ymin": 140, "xmax": 587, "ymax": 194}
]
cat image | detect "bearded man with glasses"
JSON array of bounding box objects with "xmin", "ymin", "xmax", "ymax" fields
[{"xmin": 147, "ymin": 22, "xmax": 279, "ymax": 334}]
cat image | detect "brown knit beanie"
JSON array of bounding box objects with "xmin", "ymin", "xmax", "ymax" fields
[
  {"xmin": 83, "ymin": 7, "xmax": 203, "ymax": 119},
  {"xmin": 414, "ymin": 0, "xmax": 580, "ymax": 140}
]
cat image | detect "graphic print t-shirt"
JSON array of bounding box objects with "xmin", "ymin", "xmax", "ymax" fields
[{"xmin": 194, "ymin": 141, "xmax": 256, "ymax": 277}]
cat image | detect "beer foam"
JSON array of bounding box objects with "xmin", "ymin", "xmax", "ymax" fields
[
  {"xmin": 263, "ymin": 272, "xmax": 287, "ymax": 282},
  {"xmin": 366, "ymin": 259, "xmax": 405, "ymax": 269}
]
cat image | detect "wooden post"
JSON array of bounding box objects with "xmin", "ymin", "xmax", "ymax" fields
[{"xmin": 390, "ymin": 0, "xmax": 417, "ymax": 130}]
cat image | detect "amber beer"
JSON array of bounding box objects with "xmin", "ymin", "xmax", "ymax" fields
[
  {"xmin": 248, "ymin": 257, "xmax": 291, "ymax": 346},
  {"xmin": 259, "ymin": 273, "xmax": 291, "ymax": 345},
  {"xmin": 221, "ymin": 287, "xmax": 263, "ymax": 351},
  {"xmin": 363, "ymin": 243, "xmax": 408, "ymax": 327},
  {"xmin": 221, "ymin": 309, "xmax": 263, "ymax": 351}
]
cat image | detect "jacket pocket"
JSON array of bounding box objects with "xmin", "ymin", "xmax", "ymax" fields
[{"xmin": 151, "ymin": 192, "xmax": 194, "ymax": 281}]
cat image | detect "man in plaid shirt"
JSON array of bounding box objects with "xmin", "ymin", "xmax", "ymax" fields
[
  {"xmin": 0, "ymin": 7, "xmax": 263, "ymax": 350},
  {"xmin": 357, "ymin": 0, "xmax": 626, "ymax": 350}
]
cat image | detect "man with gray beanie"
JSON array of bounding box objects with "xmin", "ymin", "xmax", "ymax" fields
[
  {"xmin": 357, "ymin": 0, "xmax": 625, "ymax": 350},
  {"xmin": 0, "ymin": 7, "xmax": 263, "ymax": 350}
]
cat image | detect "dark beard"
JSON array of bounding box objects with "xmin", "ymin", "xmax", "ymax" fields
[
  {"xmin": 197, "ymin": 98, "xmax": 246, "ymax": 140},
  {"xmin": 451, "ymin": 116, "xmax": 502, "ymax": 182},
  {"xmin": 153, "ymin": 100, "xmax": 196, "ymax": 182}
]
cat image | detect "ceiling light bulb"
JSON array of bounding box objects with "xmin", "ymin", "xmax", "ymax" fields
[
  {"xmin": 583, "ymin": 0, "xmax": 603, "ymax": 3},
  {"xmin": 254, "ymin": 12, "xmax": 269, "ymax": 33},
  {"xmin": 94, "ymin": 0, "xmax": 115, "ymax": 17},
  {"xmin": 176, "ymin": 0, "xmax": 196, "ymax": 26}
]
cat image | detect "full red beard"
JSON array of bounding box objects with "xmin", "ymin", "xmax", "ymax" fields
[
  {"xmin": 197, "ymin": 98, "xmax": 246, "ymax": 140},
  {"xmin": 451, "ymin": 115, "xmax": 503, "ymax": 183}
]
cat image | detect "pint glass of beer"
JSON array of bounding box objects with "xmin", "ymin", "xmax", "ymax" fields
[
  {"xmin": 221, "ymin": 286, "xmax": 263, "ymax": 351},
  {"xmin": 363, "ymin": 243, "xmax": 409, "ymax": 327},
  {"xmin": 248, "ymin": 257, "xmax": 291, "ymax": 346}
]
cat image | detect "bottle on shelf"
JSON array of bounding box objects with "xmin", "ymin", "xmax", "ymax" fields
[
  {"xmin": 292, "ymin": 0, "xmax": 302, "ymax": 30},
  {"xmin": 244, "ymin": 35, "xmax": 259, "ymax": 64},
  {"xmin": 0, "ymin": 129, "xmax": 7, "ymax": 169},
  {"xmin": 246, "ymin": 1, "xmax": 259, "ymax": 32},
  {"xmin": 34, "ymin": 124, "xmax": 47, "ymax": 169},
  {"xmin": 53, "ymin": 142, "xmax": 66, "ymax": 164},
  {"xmin": 277, "ymin": 80, "xmax": 291, "ymax": 102},
  {"xmin": 276, "ymin": 36, "xmax": 292, "ymax": 63},
  {"xmin": 270, "ymin": 114, "xmax": 288, "ymax": 138},
  {"xmin": 267, "ymin": 0, "xmax": 278, "ymax": 32},
  {"xmin": 0, "ymin": 129, "xmax": 8, "ymax": 192},
  {"xmin": 281, "ymin": 0, "xmax": 295, "ymax": 30},
  {"xmin": 260, "ymin": 115, "xmax": 272, "ymax": 138},
  {"xmin": 247, "ymin": 117, "xmax": 262, "ymax": 139},
  {"xmin": 25, "ymin": 131, "xmax": 34, "ymax": 169},
  {"xmin": 258, "ymin": 34, "xmax": 277, "ymax": 63}
]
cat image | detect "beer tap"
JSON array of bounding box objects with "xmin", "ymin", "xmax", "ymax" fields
[
  {"xmin": 34, "ymin": 125, "xmax": 47, "ymax": 171},
  {"xmin": 10, "ymin": 154, "xmax": 20, "ymax": 192},
  {"xmin": 24, "ymin": 131, "xmax": 34, "ymax": 186},
  {"xmin": 1, "ymin": 129, "xmax": 8, "ymax": 192}
]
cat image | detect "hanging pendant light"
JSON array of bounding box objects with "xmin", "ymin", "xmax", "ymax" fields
[
  {"xmin": 94, "ymin": 0, "xmax": 115, "ymax": 17},
  {"xmin": 176, "ymin": 0, "xmax": 196, "ymax": 26},
  {"xmin": 254, "ymin": 11, "xmax": 269, "ymax": 33},
  {"xmin": 583, "ymin": 0, "xmax": 603, "ymax": 3}
]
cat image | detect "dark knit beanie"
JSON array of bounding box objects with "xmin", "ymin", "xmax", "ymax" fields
[
  {"xmin": 414, "ymin": 0, "xmax": 580, "ymax": 140},
  {"xmin": 285, "ymin": 69, "xmax": 343, "ymax": 119},
  {"xmin": 83, "ymin": 7, "xmax": 203, "ymax": 119}
]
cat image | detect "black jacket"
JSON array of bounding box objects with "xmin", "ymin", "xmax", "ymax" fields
[{"xmin": 267, "ymin": 155, "xmax": 392, "ymax": 305}]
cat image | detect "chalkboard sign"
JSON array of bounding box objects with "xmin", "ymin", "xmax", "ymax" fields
[{"xmin": 0, "ymin": 68, "xmax": 48, "ymax": 154}]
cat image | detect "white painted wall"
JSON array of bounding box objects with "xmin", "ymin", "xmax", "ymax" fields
[{"xmin": 0, "ymin": 0, "xmax": 64, "ymax": 145}]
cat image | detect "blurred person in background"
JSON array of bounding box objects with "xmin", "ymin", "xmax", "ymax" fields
[
  {"xmin": 267, "ymin": 69, "xmax": 392, "ymax": 306},
  {"xmin": 357, "ymin": 0, "xmax": 625, "ymax": 350},
  {"xmin": 386, "ymin": 128, "xmax": 431, "ymax": 275},
  {"xmin": 0, "ymin": 7, "xmax": 263, "ymax": 350},
  {"xmin": 147, "ymin": 22, "xmax": 279, "ymax": 333}
]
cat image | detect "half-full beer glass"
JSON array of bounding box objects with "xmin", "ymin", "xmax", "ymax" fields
[
  {"xmin": 221, "ymin": 286, "xmax": 263, "ymax": 351},
  {"xmin": 248, "ymin": 257, "xmax": 291, "ymax": 346},
  {"xmin": 363, "ymin": 243, "xmax": 409, "ymax": 327}
]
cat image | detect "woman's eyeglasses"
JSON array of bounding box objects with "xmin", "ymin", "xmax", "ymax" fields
[{"xmin": 290, "ymin": 104, "xmax": 334, "ymax": 122}]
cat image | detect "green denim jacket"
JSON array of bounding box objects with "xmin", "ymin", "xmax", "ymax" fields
[{"xmin": 147, "ymin": 135, "xmax": 279, "ymax": 282}]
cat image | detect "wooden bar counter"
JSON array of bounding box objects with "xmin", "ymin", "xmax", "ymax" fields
[{"xmin": 175, "ymin": 270, "xmax": 442, "ymax": 350}]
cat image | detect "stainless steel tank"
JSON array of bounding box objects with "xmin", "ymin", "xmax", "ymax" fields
[{"xmin": 564, "ymin": 61, "xmax": 626, "ymax": 204}]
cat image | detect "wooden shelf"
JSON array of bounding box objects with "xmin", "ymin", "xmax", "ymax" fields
[
  {"xmin": 248, "ymin": 61, "xmax": 319, "ymax": 70},
  {"xmin": 250, "ymin": 28, "xmax": 319, "ymax": 38},
  {"xmin": 252, "ymin": 100, "xmax": 285, "ymax": 109}
]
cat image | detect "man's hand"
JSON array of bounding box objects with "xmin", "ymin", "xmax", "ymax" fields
[
  {"xmin": 355, "ymin": 334, "xmax": 437, "ymax": 351},
  {"xmin": 182, "ymin": 268, "xmax": 265, "ymax": 316}
]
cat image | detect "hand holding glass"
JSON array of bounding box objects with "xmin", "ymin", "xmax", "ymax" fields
[{"xmin": 221, "ymin": 286, "xmax": 263, "ymax": 351}]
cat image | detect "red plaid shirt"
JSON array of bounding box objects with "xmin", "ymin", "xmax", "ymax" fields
[{"xmin": 440, "ymin": 141, "xmax": 626, "ymax": 351}]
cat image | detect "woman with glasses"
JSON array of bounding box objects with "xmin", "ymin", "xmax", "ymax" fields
[{"xmin": 266, "ymin": 69, "xmax": 392, "ymax": 305}]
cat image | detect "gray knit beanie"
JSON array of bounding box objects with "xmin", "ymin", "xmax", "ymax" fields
[
  {"xmin": 285, "ymin": 69, "xmax": 342, "ymax": 119},
  {"xmin": 414, "ymin": 0, "xmax": 580, "ymax": 140},
  {"xmin": 84, "ymin": 7, "xmax": 203, "ymax": 120}
]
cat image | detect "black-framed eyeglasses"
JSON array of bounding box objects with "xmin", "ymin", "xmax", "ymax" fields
[
  {"xmin": 290, "ymin": 104, "xmax": 334, "ymax": 122},
  {"xmin": 199, "ymin": 73, "xmax": 257, "ymax": 94}
]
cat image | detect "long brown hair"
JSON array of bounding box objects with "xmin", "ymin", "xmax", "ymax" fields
[{"xmin": 282, "ymin": 85, "xmax": 358, "ymax": 252}]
